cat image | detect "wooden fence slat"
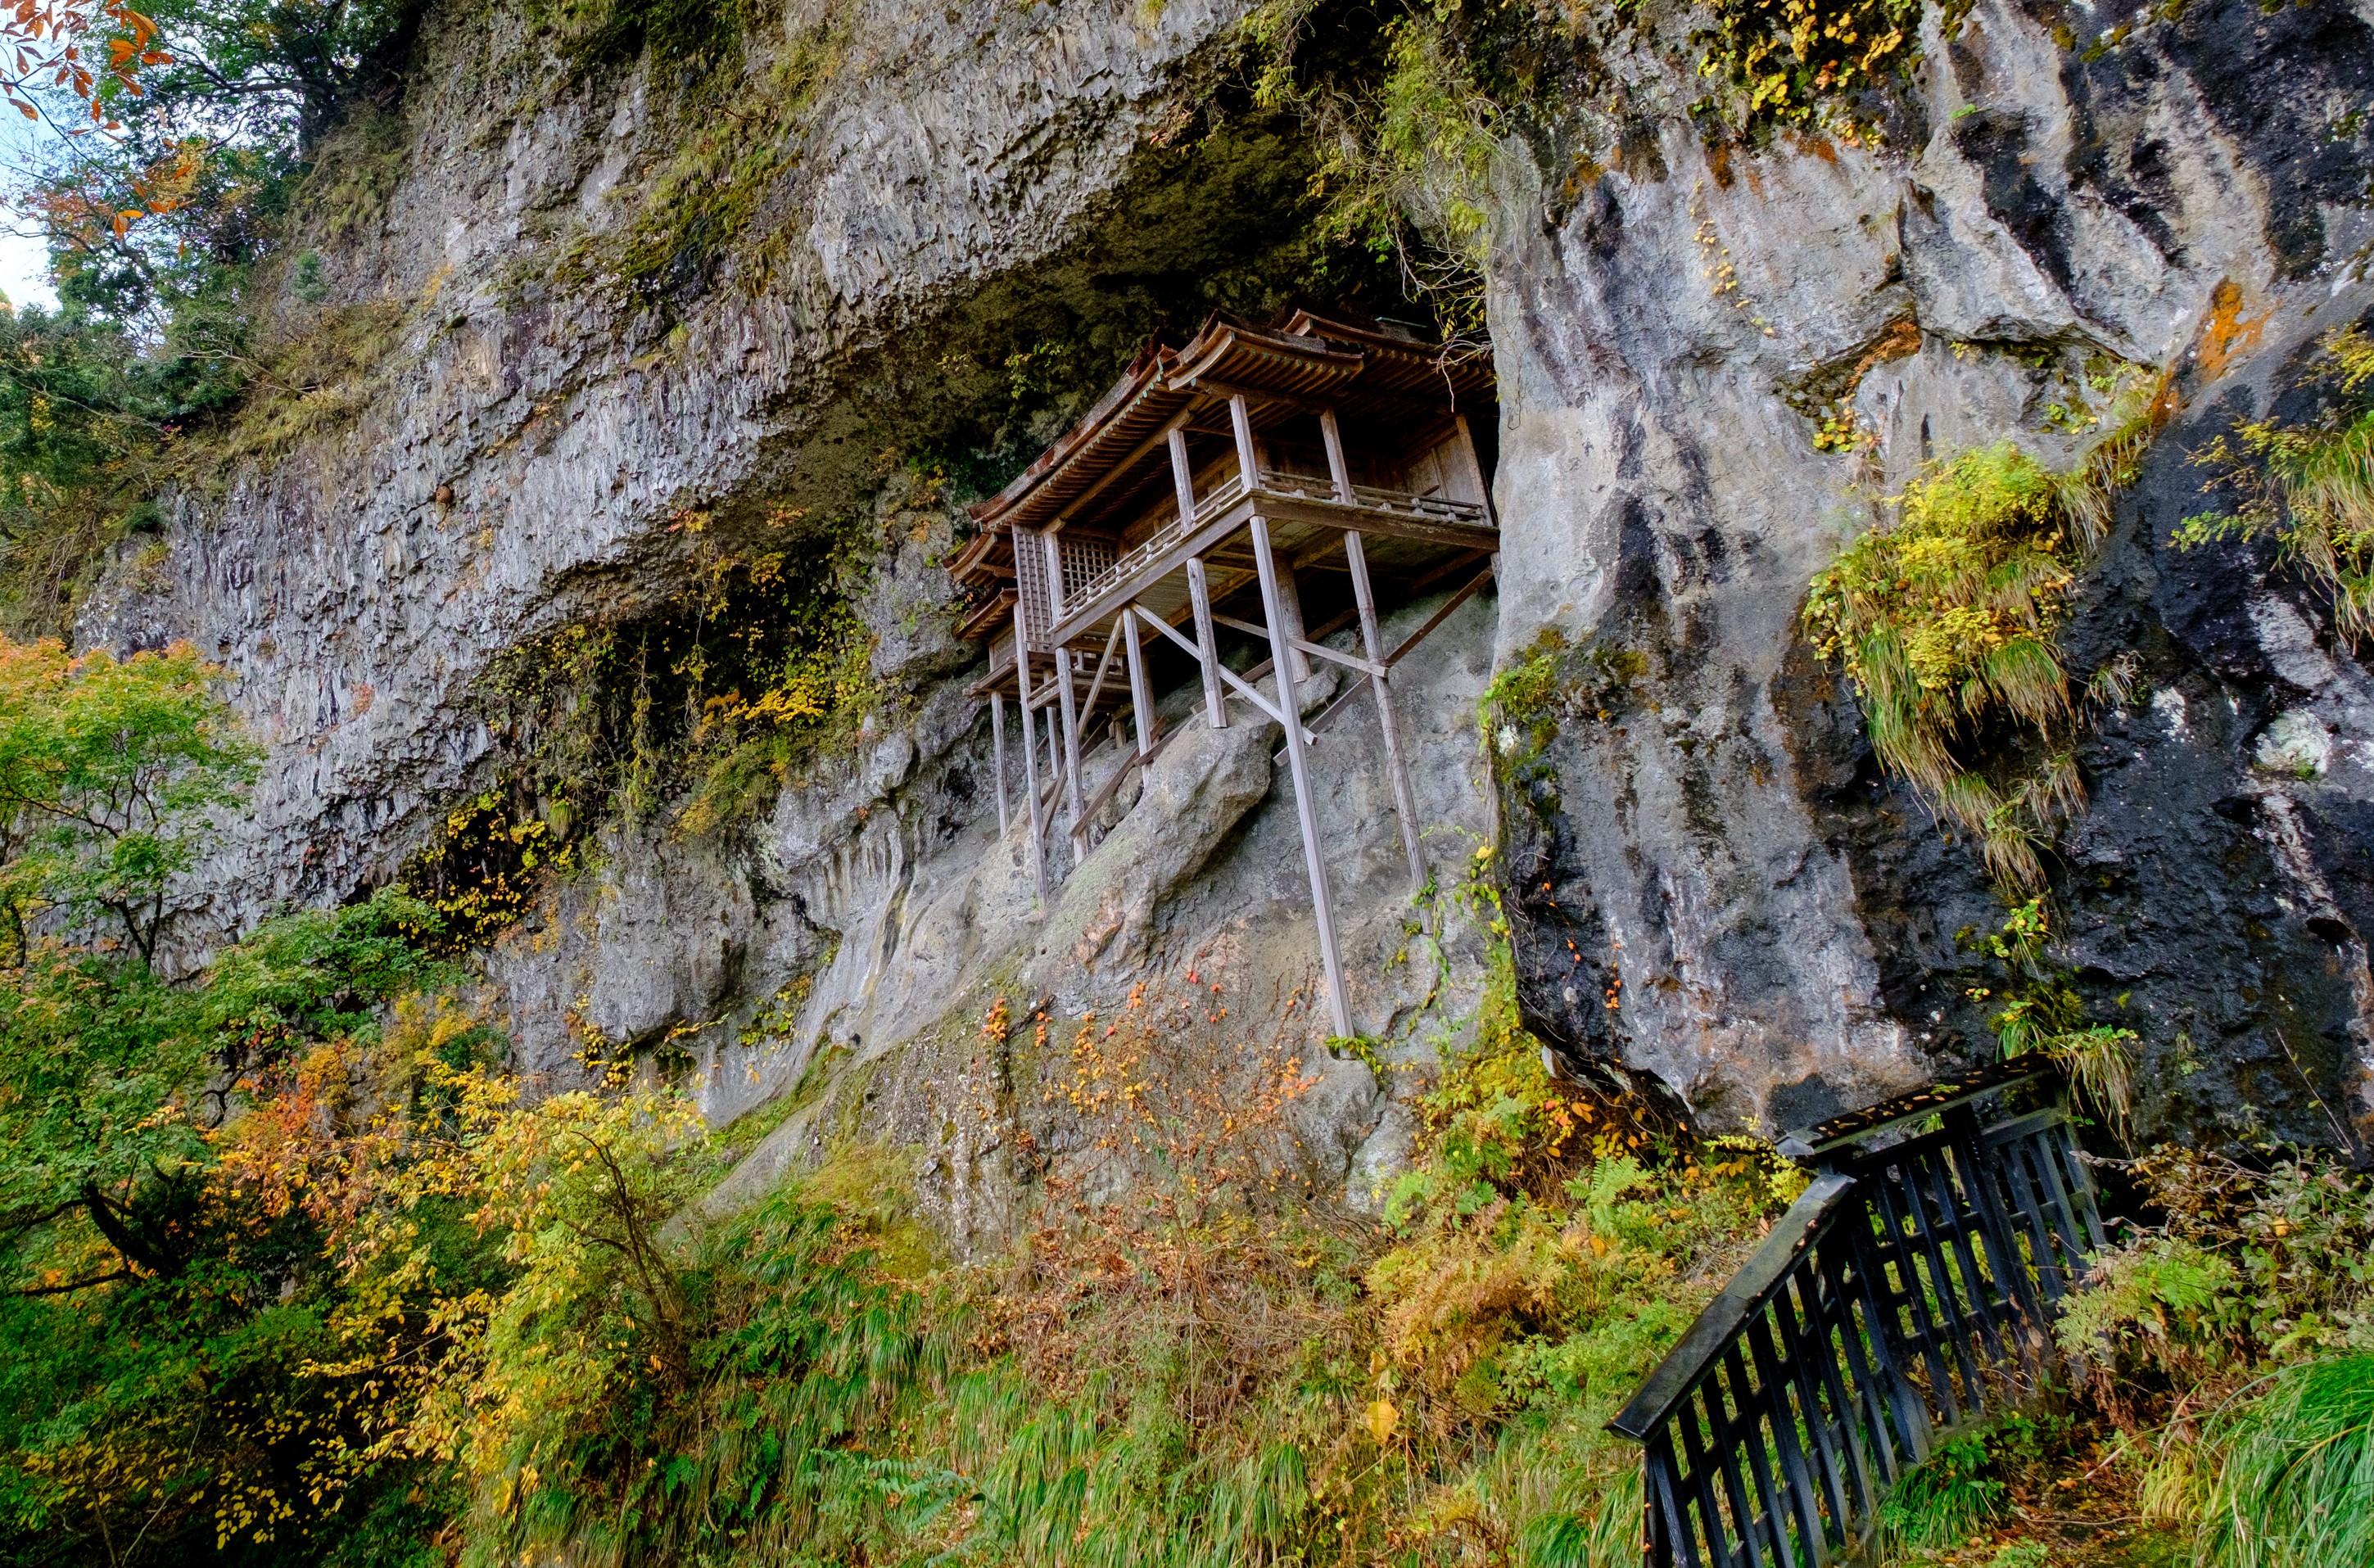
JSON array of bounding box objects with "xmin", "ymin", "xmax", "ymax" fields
[
  {"xmin": 1770, "ymin": 1264, "xmax": 1859, "ymax": 1536},
  {"xmin": 1922, "ymin": 1141, "xmax": 2015, "ymax": 1376},
  {"xmin": 1613, "ymin": 1075, "xmax": 2099, "ymax": 1566},
  {"xmin": 1721, "ymin": 1344, "xmax": 1795, "ymax": 1567},
  {"xmin": 1744, "ymin": 1306, "xmax": 1828, "ymax": 1563},
  {"xmin": 1677, "ymin": 1379, "xmax": 1740, "ymax": 1568}
]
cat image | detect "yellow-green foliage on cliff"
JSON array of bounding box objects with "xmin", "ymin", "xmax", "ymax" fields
[
  {"xmin": 1802, "ymin": 373, "xmax": 2161, "ymax": 891},
  {"xmin": 2175, "ymin": 325, "xmax": 2374, "ymax": 648}
]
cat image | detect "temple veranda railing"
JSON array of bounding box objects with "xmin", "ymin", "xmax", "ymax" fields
[{"xmin": 1609, "ymin": 1060, "xmax": 2107, "ymax": 1568}]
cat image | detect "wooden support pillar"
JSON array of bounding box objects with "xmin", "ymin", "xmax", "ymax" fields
[
  {"xmin": 1170, "ymin": 425, "xmax": 1228, "ymax": 730},
  {"xmin": 1167, "ymin": 427, "xmax": 1198, "ymax": 523},
  {"xmin": 1055, "ymin": 648, "xmax": 1088, "ymax": 865},
  {"xmin": 1250, "ymin": 513, "xmax": 1353, "ymax": 1040},
  {"xmin": 1011, "ymin": 605, "xmax": 1047, "ymax": 906},
  {"xmin": 990, "ymin": 691, "xmax": 1011, "ymax": 838},
  {"xmin": 1319, "ymin": 408, "xmax": 1354, "ymax": 502},
  {"xmin": 1454, "ymin": 413, "xmax": 1498, "ymax": 528},
  {"xmin": 1275, "ymin": 558, "xmax": 1311, "ymax": 681},
  {"xmin": 1121, "ymin": 607, "xmax": 1155, "ymax": 765},
  {"xmin": 1041, "ymin": 530, "xmax": 1089, "ymax": 865},
  {"xmin": 1228, "ymin": 393, "xmax": 1260, "ymax": 491},
  {"xmin": 1187, "ymin": 556, "xmax": 1227, "ymax": 729},
  {"xmin": 1345, "ymin": 530, "xmax": 1427, "ymax": 892}
]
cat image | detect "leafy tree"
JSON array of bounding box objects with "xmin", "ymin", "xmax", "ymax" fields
[
  {"xmin": 0, "ymin": 306, "xmax": 173, "ymax": 628},
  {"xmin": 0, "ymin": 0, "xmax": 163, "ymax": 124},
  {"xmin": 0, "ymin": 635, "xmax": 257, "ymax": 963},
  {"xmin": 0, "ymin": 0, "xmax": 418, "ymax": 633},
  {"xmin": 38, "ymin": 0, "xmax": 417, "ymax": 328},
  {"xmin": 0, "ymin": 629, "xmax": 477, "ymax": 1564}
]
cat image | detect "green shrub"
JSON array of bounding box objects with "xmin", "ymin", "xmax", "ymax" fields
[
  {"xmin": 1965, "ymin": 897, "xmax": 2137, "ymax": 1132},
  {"xmin": 1879, "ymin": 1430, "xmax": 2004, "ymax": 1551},
  {"xmin": 2052, "ymin": 1146, "xmax": 2374, "ymax": 1553}
]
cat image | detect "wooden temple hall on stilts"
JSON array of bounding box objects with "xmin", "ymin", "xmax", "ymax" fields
[{"xmin": 947, "ymin": 310, "xmax": 1499, "ymax": 1039}]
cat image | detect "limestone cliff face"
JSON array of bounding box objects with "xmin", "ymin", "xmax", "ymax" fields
[
  {"xmin": 79, "ymin": 0, "xmax": 1280, "ymax": 945},
  {"xmin": 74, "ymin": 0, "xmax": 2374, "ymax": 1215},
  {"xmin": 1489, "ymin": 0, "xmax": 2374, "ymax": 1143}
]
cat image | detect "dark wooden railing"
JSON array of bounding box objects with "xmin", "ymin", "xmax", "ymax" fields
[{"xmin": 1609, "ymin": 1061, "xmax": 2105, "ymax": 1568}]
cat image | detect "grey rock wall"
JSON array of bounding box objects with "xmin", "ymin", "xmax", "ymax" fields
[
  {"xmin": 78, "ymin": 0, "xmax": 1268, "ymax": 952},
  {"xmin": 1486, "ymin": 0, "xmax": 2374, "ymax": 1142}
]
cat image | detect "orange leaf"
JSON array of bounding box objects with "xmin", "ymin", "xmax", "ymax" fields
[{"xmin": 13, "ymin": 101, "xmax": 34, "ymax": 120}]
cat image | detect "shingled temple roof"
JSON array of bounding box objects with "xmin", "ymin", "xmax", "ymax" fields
[{"xmin": 959, "ymin": 312, "xmax": 1492, "ymax": 547}]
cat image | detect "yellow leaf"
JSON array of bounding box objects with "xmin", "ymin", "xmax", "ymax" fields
[{"xmin": 1364, "ymin": 1398, "xmax": 1399, "ymax": 1444}]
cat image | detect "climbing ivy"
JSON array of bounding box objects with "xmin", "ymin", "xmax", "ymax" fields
[
  {"xmin": 477, "ymin": 509, "xmax": 879, "ymax": 851},
  {"xmin": 399, "ymin": 790, "xmax": 573, "ymax": 951},
  {"xmin": 1688, "ymin": 0, "xmax": 1943, "ymax": 139}
]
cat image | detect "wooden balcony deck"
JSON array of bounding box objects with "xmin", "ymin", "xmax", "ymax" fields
[{"xmin": 1047, "ymin": 470, "xmax": 1494, "ymax": 647}]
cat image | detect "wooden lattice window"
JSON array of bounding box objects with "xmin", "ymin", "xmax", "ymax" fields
[
  {"xmin": 1013, "ymin": 528, "xmax": 1116, "ymax": 648},
  {"xmin": 1012, "ymin": 527, "xmax": 1054, "ymax": 651}
]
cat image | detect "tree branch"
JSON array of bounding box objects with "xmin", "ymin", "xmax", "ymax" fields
[{"xmin": 9, "ymin": 1268, "xmax": 131, "ymax": 1297}]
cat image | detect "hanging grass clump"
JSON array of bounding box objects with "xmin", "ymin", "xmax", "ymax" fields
[
  {"xmin": 1803, "ymin": 375, "xmax": 2160, "ymax": 892},
  {"xmin": 1806, "ymin": 443, "xmax": 2093, "ymax": 888},
  {"xmin": 2176, "ymin": 325, "xmax": 2374, "ymax": 648}
]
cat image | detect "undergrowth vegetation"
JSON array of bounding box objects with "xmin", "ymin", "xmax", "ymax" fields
[
  {"xmin": 0, "ymin": 649, "xmax": 1800, "ymax": 1563},
  {"xmin": 4, "ymin": 625, "xmax": 2368, "ymax": 1568},
  {"xmin": 2044, "ymin": 1146, "xmax": 2374, "ymax": 1568}
]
